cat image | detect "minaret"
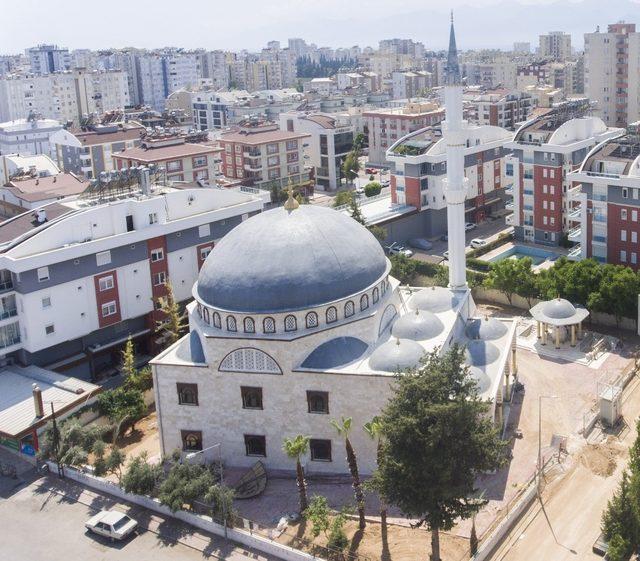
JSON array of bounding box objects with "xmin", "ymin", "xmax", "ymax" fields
[{"xmin": 442, "ymin": 13, "xmax": 469, "ymax": 291}]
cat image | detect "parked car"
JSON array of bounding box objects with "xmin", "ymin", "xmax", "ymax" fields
[
  {"xmin": 365, "ymin": 168, "xmax": 377, "ymax": 174},
  {"xmin": 384, "ymin": 242, "xmax": 413, "ymax": 257},
  {"xmin": 408, "ymin": 238, "xmax": 433, "ymax": 251},
  {"xmin": 465, "ymin": 222, "xmax": 477, "ymax": 231},
  {"xmin": 86, "ymin": 511, "xmax": 138, "ymax": 542},
  {"xmin": 470, "ymin": 238, "xmax": 488, "ymax": 249},
  {"xmin": 355, "ymin": 186, "xmax": 365, "ymax": 195},
  {"xmin": 380, "ymin": 178, "xmax": 390, "ymax": 187}
]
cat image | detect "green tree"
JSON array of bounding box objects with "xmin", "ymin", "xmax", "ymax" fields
[
  {"xmin": 368, "ymin": 225, "xmax": 387, "ymax": 243},
  {"xmin": 121, "ymin": 336, "xmax": 137, "ymax": 381},
  {"xmin": 159, "ymin": 462, "xmax": 216, "ymax": 512},
  {"xmin": 390, "ymin": 253, "xmax": 417, "ymax": 285},
  {"xmin": 97, "ymin": 387, "xmax": 146, "ymax": 439},
  {"xmin": 204, "ymin": 483, "xmax": 236, "ymax": 526},
  {"xmin": 485, "ymin": 257, "xmax": 535, "ymax": 306},
  {"xmin": 121, "ymin": 335, "xmax": 153, "ymax": 392},
  {"xmin": 156, "ymin": 281, "xmax": 188, "ymax": 347},
  {"xmin": 374, "ymin": 345, "xmax": 507, "ymax": 561},
  {"xmin": 121, "ymin": 451, "xmax": 162, "ymax": 495},
  {"xmin": 588, "ymin": 265, "xmax": 640, "ymax": 328},
  {"xmin": 327, "ymin": 510, "xmax": 349, "ymax": 552},
  {"xmin": 607, "ymin": 534, "xmax": 632, "ymax": 561},
  {"xmin": 364, "ymin": 181, "xmax": 382, "ymax": 197},
  {"xmin": 349, "ymin": 197, "xmax": 365, "ymax": 226},
  {"xmin": 333, "ymin": 190, "xmax": 354, "ymax": 208},
  {"xmin": 341, "ymin": 150, "xmax": 360, "ymax": 185},
  {"xmin": 353, "ymin": 132, "xmax": 366, "ymax": 152},
  {"xmin": 38, "ymin": 418, "xmax": 104, "ymax": 467},
  {"xmin": 513, "ymin": 257, "xmax": 539, "ymax": 307},
  {"xmin": 331, "ymin": 417, "xmax": 366, "ymax": 529},
  {"xmin": 283, "ymin": 435, "xmax": 310, "ymax": 513},
  {"xmin": 304, "ymin": 495, "xmax": 331, "ymax": 537},
  {"xmin": 602, "ymin": 471, "xmax": 638, "ymax": 549},
  {"xmin": 364, "ymin": 417, "xmax": 388, "ymax": 530}
]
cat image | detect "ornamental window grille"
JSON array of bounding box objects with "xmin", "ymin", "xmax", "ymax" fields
[
  {"xmin": 360, "ymin": 294, "xmax": 369, "ymax": 311},
  {"xmin": 306, "ymin": 312, "xmax": 319, "ymax": 328},
  {"xmin": 203, "ymin": 308, "xmax": 210, "ymax": 325},
  {"xmin": 213, "ymin": 312, "xmax": 221, "ymax": 328},
  {"xmin": 263, "ymin": 317, "xmax": 276, "ymax": 333},
  {"xmin": 227, "ymin": 316, "xmax": 237, "ymax": 332},
  {"xmin": 197, "ymin": 303, "xmax": 202, "ymax": 318},
  {"xmin": 373, "ymin": 287, "xmax": 379, "ymax": 303},
  {"xmin": 244, "ymin": 317, "xmax": 255, "ymax": 333},
  {"xmin": 378, "ymin": 304, "xmax": 398, "ymax": 336},
  {"xmin": 326, "ymin": 306, "xmax": 337, "ymax": 324},
  {"xmin": 344, "ymin": 301, "xmax": 355, "ymax": 317},
  {"xmin": 284, "ymin": 314, "xmax": 297, "ymax": 332},
  {"xmin": 219, "ymin": 348, "xmax": 282, "ymax": 374}
]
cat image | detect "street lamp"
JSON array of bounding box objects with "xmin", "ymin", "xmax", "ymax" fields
[{"xmin": 538, "ymin": 395, "xmax": 558, "ymax": 495}]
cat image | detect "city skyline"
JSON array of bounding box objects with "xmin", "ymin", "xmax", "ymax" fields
[{"xmin": 2, "ymin": 0, "xmax": 639, "ymax": 53}]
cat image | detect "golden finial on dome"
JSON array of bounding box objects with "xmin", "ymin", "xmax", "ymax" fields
[{"xmin": 284, "ymin": 178, "xmax": 299, "ymax": 211}]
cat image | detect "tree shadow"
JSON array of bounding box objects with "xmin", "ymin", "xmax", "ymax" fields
[
  {"xmin": 381, "ymin": 522, "xmax": 392, "ymax": 561},
  {"xmin": 348, "ymin": 528, "xmax": 364, "ymax": 558}
]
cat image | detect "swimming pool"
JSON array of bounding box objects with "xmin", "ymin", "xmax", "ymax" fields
[{"xmin": 488, "ymin": 245, "xmax": 559, "ymax": 266}]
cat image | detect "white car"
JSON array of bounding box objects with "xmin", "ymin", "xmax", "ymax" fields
[
  {"xmin": 470, "ymin": 238, "xmax": 488, "ymax": 249},
  {"xmin": 355, "ymin": 186, "xmax": 365, "ymax": 195},
  {"xmin": 464, "ymin": 222, "xmax": 477, "ymax": 231},
  {"xmin": 386, "ymin": 243, "xmax": 413, "ymax": 257},
  {"xmin": 86, "ymin": 510, "xmax": 138, "ymax": 542},
  {"xmin": 380, "ymin": 178, "xmax": 390, "ymax": 187}
]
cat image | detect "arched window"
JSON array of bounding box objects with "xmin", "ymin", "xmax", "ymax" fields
[
  {"xmin": 244, "ymin": 317, "xmax": 255, "ymax": 333},
  {"xmin": 178, "ymin": 384, "xmax": 198, "ymax": 405},
  {"xmin": 378, "ymin": 304, "xmax": 398, "ymax": 336},
  {"xmin": 219, "ymin": 348, "xmax": 282, "ymax": 374},
  {"xmin": 203, "ymin": 307, "xmax": 210, "ymax": 325},
  {"xmin": 305, "ymin": 311, "xmax": 318, "ymax": 328},
  {"xmin": 284, "ymin": 314, "xmax": 297, "ymax": 332},
  {"xmin": 263, "ymin": 317, "xmax": 276, "ymax": 334},
  {"xmin": 360, "ymin": 294, "xmax": 369, "ymax": 311},
  {"xmin": 373, "ymin": 287, "xmax": 379, "ymax": 303},
  {"xmin": 326, "ymin": 306, "xmax": 337, "ymax": 324},
  {"xmin": 182, "ymin": 431, "xmax": 202, "ymax": 451},
  {"xmin": 381, "ymin": 280, "xmax": 386, "ymax": 295},
  {"xmin": 197, "ymin": 303, "xmax": 202, "ymax": 318},
  {"xmin": 344, "ymin": 301, "xmax": 355, "ymax": 317},
  {"xmin": 212, "ymin": 312, "xmax": 221, "ymax": 329},
  {"xmin": 226, "ymin": 315, "xmax": 237, "ymax": 332}
]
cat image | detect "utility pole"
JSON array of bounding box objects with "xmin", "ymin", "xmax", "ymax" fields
[{"xmin": 50, "ymin": 402, "xmax": 64, "ymax": 479}]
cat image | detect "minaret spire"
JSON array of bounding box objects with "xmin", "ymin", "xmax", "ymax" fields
[{"xmin": 446, "ymin": 12, "xmax": 461, "ymax": 86}]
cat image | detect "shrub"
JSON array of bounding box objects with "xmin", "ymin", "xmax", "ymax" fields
[
  {"xmin": 327, "ymin": 512, "xmax": 349, "ymax": 552},
  {"xmin": 364, "ymin": 181, "xmax": 382, "ymax": 197},
  {"xmin": 121, "ymin": 451, "xmax": 162, "ymax": 495},
  {"xmin": 304, "ymin": 495, "xmax": 330, "ymax": 537}
]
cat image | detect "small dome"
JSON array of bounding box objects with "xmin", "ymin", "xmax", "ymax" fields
[
  {"xmin": 392, "ymin": 309, "xmax": 444, "ymax": 341},
  {"xmin": 301, "ymin": 337, "xmax": 368, "ymax": 370},
  {"xmin": 175, "ymin": 331, "xmax": 206, "ymax": 364},
  {"xmin": 369, "ymin": 338, "xmax": 424, "ymax": 372},
  {"xmin": 465, "ymin": 340, "xmax": 501, "ymax": 366},
  {"xmin": 543, "ymin": 298, "xmax": 577, "ymax": 319},
  {"xmin": 467, "ymin": 366, "xmax": 492, "ymax": 393},
  {"xmin": 408, "ymin": 286, "xmax": 460, "ymax": 313},
  {"xmin": 465, "ymin": 317, "xmax": 508, "ymax": 341}
]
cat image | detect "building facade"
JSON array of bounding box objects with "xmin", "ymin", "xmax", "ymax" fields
[
  {"xmin": 539, "ymin": 32, "xmax": 572, "ymax": 61},
  {"xmin": 469, "ymin": 89, "xmax": 535, "ymax": 130},
  {"xmin": 0, "ymin": 116, "xmax": 63, "ymax": 157}
]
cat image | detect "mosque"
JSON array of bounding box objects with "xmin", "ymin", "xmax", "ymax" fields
[{"xmin": 151, "ymin": 19, "xmax": 518, "ymax": 475}]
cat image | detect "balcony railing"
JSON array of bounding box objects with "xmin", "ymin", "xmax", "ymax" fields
[
  {"xmin": 0, "ymin": 280, "xmax": 13, "ymax": 292},
  {"xmin": 568, "ymin": 205, "xmax": 582, "ymax": 220},
  {"xmin": 0, "ymin": 308, "xmax": 17, "ymax": 321},
  {"xmin": 567, "ymin": 244, "xmax": 582, "ymax": 261},
  {"xmin": 568, "ymin": 227, "xmax": 581, "ymax": 241}
]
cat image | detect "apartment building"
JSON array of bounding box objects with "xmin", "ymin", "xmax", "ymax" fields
[
  {"xmin": 0, "ymin": 116, "xmax": 63, "ymax": 157},
  {"xmin": 219, "ymin": 120, "xmax": 311, "ymax": 191},
  {"xmin": 505, "ymin": 100, "xmax": 623, "ymax": 245},
  {"xmin": 363, "ymin": 102, "xmax": 445, "ymax": 166},
  {"xmin": 539, "ymin": 32, "xmax": 572, "ymax": 61},
  {"xmin": 565, "ymin": 122, "xmax": 640, "ymax": 266},
  {"xmin": 0, "ymin": 153, "xmax": 60, "ymax": 185},
  {"xmin": 391, "ymin": 71, "xmax": 433, "ymax": 100},
  {"xmin": 0, "ymin": 70, "xmax": 129, "ymax": 123},
  {"xmin": 386, "ymin": 123, "xmax": 513, "ymax": 234},
  {"xmin": 335, "ymin": 72, "xmax": 380, "ymax": 92},
  {"xmin": 0, "ymin": 174, "xmax": 264, "ymax": 378},
  {"xmin": 279, "ymin": 112, "xmax": 354, "ymax": 190},
  {"xmin": 26, "ymin": 44, "xmax": 71, "ymax": 74},
  {"xmin": 113, "ymin": 133, "xmax": 221, "ymax": 184},
  {"xmin": 585, "ymin": 22, "xmax": 640, "ymax": 128},
  {"xmin": 52, "ymin": 122, "xmax": 145, "ymax": 179},
  {"xmin": 197, "ymin": 50, "xmax": 231, "ymax": 90},
  {"xmin": 463, "ymin": 60, "xmax": 517, "ymax": 90},
  {"xmin": 469, "ymin": 89, "xmax": 535, "ymax": 130}
]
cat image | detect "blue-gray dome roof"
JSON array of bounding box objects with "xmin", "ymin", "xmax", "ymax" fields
[
  {"xmin": 197, "ymin": 205, "xmax": 388, "ymax": 313},
  {"xmin": 391, "ymin": 309, "xmax": 444, "ymax": 341},
  {"xmin": 408, "ymin": 286, "xmax": 460, "ymax": 313},
  {"xmin": 467, "ymin": 366, "xmax": 492, "ymax": 393},
  {"xmin": 301, "ymin": 337, "xmax": 368, "ymax": 370},
  {"xmin": 465, "ymin": 341, "xmax": 501, "ymax": 366},
  {"xmin": 369, "ymin": 338, "xmax": 424, "ymax": 372},
  {"xmin": 465, "ymin": 317, "xmax": 508, "ymax": 341}
]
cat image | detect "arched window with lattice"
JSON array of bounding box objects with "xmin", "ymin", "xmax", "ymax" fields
[
  {"xmin": 360, "ymin": 294, "xmax": 369, "ymax": 311},
  {"xmin": 284, "ymin": 314, "xmax": 297, "ymax": 332},
  {"xmin": 344, "ymin": 301, "xmax": 355, "ymax": 317},
  {"xmin": 306, "ymin": 311, "xmax": 318, "ymax": 329},
  {"xmin": 244, "ymin": 317, "xmax": 255, "ymax": 333},
  {"xmin": 226, "ymin": 315, "xmax": 237, "ymax": 332},
  {"xmin": 263, "ymin": 317, "xmax": 276, "ymax": 334},
  {"xmin": 203, "ymin": 307, "xmax": 210, "ymax": 325},
  {"xmin": 219, "ymin": 348, "xmax": 282, "ymax": 374},
  {"xmin": 213, "ymin": 312, "xmax": 221, "ymax": 329},
  {"xmin": 373, "ymin": 287, "xmax": 379, "ymax": 303},
  {"xmin": 326, "ymin": 306, "xmax": 337, "ymax": 324},
  {"xmin": 378, "ymin": 304, "xmax": 397, "ymax": 336}
]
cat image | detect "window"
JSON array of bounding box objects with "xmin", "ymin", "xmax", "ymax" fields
[
  {"xmin": 550, "ymin": 169, "xmax": 555, "ymax": 179},
  {"xmin": 344, "ymin": 301, "xmax": 355, "ymax": 317},
  {"xmin": 96, "ymin": 250, "xmax": 111, "ymax": 266},
  {"xmin": 622, "ymin": 230, "xmax": 627, "ymax": 242},
  {"xmin": 633, "ymin": 253, "xmax": 638, "ymax": 265},
  {"xmin": 177, "ymin": 383, "xmax": 198, "ymax": 405},
  {"xmin": 41, "ymin": 296, "xmax": 51, "ymax": 308},
  {"xmin": 219, "ymin": 348, "xmax": 282, "ymax": 374},
  {"xmin": 203, "ymin": 308, "xmax": 210, "ymax": 324},
  {"xmin": 199, "ymin": 224, "xmax": 211, "ymax": 237},
  {"xmin": 633, "ymin": 210, "xmax": 638, "ymax": 222},
  {"xmin": 263, "ymin": 317, "xmax": 276, "ymax": 333},
  {"xmin": 373, "ymin": 287, "xmax": 379, "ymax": 303},
  {"xmin": 360, "ymin": 294, "xmax": 369, "ymax": 311},
  {"xmin": 543, "ymin": 169, "xmax": 548, "ymax": 178},
  {"xmin": 227, "ymin": 316, "xmax": 237, "ymax": 331},
  {"xmin": 200, "ymin": 246, "xmax": 212, "ymax": 261},
  {"xmin": 244, "ymin": 317, "xmax": 255, "ymax": 333},
  {"xmin": 150, "ymin": 248, "xmax": 164, "ymax": 262},
  {"xmin": 550, "ymin": 202, "xmax": 555, "ymax": 211},
  {"xmin": 149, "ymin": 212, "xmax": 158, "ymax": 224},
  {"xmin": 193, "ymin": 155, "xmax": 208, "ymax": 168},
  {"xmin": 213, "ymin": 312, "xmax": 221, "ymax": 328},
  {"xmin": 126, "ymin": 214, "xmax": 134, "ymax": 232},
  {"xmin": 244, "ymin": 435, "xmax": 266, "ymax": 457},
  {"xmin": 153, "ymin": 272, "xmax": 166, "ymax": 286},
  {"xmin": 167, "ymin": 160, "xmax": 182, "ymax": 172},
  {"xmin": 543, "ymin": 200, "xmax": 548, "ymax": 210},
  {"xmin": 181, "ymin": 430, "xmax": 202, "ymax": 451},
  {"xmin": 305, "ymin": 312, "xmax": 318, "ymax": 328},
  {"xmin": 623, "ymin": 188, "xmax": 629, "ymax": 199},
  {"xmin": 37, "ymin": 266, "xmax": 49, "ymax": 282},
  {"xmin": 310, "ymin": 439, "xmax": 332, "ymax": 462},
  {"xmin": 241, "ymin": 386, "xmax": 263, "ymax": 409},
  {"xmin": 101, "ymin": 301, "xmax": 117, "ymax": 317},
  {"xmin": 550, "ymin": 186, "xmax": 555, "ymax": 195},
  {"xmin": 633, "ymin": 232, "xmax": 638, "ymax": 244},
  {"xmin": 621, "ymin": 250, "xmax": 627, "ymax": 262},
  {"xmin": 326, "ymin": 306, "xmax": 337, "ymax": 324},
  {"xmin": 98, "ymin": 275, "xmax": 114, "ymax": 291},
  {"xmin": 45, "ymin": 324, "xmax": 55, "ymax": 335},
  {"xmin": 622, "ymin": 209, "xmax": 628, "ymax": 220},
  {"xmin": 307, "ymin": 391, "xmax": 329, "ymax": 414},
  {"xmin": 284, "ymin": 314, "xmax": 297, "ymax": 332}
]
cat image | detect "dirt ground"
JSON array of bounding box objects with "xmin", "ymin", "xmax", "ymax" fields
[
  {"xmin": 115, "ymin": 409, "xmax": 161, "ymax": 462},
  {"xmin": 277, "ymin": 517, "xmax": 469, "ymax": 561},
  {"xmin": 578, "ymin": 437, "xmax": 625, "ymax": 478}
]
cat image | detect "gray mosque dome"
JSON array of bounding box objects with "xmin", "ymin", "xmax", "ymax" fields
[
  {"xmin": 465, "ymin": 340, "xmax": 501, "ymax": 366},
  {"xmin": 467, "ymin": 366, "xmax": 492, "ymax": 393},
  {"xmin": 175, "ymin": 331, "xmax": 206, "ymax": 364},
  {"xmin": 197, "ymin": 205, "xmax": 388, "ymax": 313},
  {"xmin": 369, "ymin": 338, "xmax": 425, "ymax": 372},
  {"xmin": 391, "ymin": 309, "xmax": 444, "ymax": 341},
  {"xmin": 465, "ymin": 317, "xmax": 508, "ymax": 341},
  {"xmin": 301, "ymin": 337, "xmax": 368, "ymax": 370},
  {"xmin": 408, "ymin": 286, "xmax": 460, "ymax": 313},
  {"xmin": 542, "ymin": 298, "xmax": 577, "ymax": 320}
]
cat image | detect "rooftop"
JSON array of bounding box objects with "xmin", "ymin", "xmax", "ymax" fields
[
  {"xmin": 69, "ymin": 124, "xmax": 145, "ymax": 146},
  {"xmin": 581, "ymin": 124, "xmax": 640, "ymax": 177},
  {"xmin": 514, "ymin": 99, "xmax": 593, "ymax": 144},
  {"xmin": 220, "ymin": 124, "xmax": 310, "ymax": 145},
  {"xmin": 4, "ymin": 172, "xmax": 86, "ymax": 202},
  {"xmin": 0, "ymin": 118, "xmax": 61, "ymax": 132},
  {"xmin": 113, "ymin": 142, "xmax": 221, "ymax": 163}
]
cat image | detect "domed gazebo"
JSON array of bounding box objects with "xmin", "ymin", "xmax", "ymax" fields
[{"xmin": 529, "ymin": 298, "xmax": 589, "ymax": 348}]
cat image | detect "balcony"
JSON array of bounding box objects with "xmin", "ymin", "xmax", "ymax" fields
[
  {"xmin": 0, "ymin": 321, "xmax": 20, "ymax": 350},
  {"xmin": 505, "ymin": 213, "xmax": 515, "ymax": 226},
  {"xmin": 244, "ymin": 162, "xmax": 263, "ymax": 172},
  {"xmin": 567, "ymin": 244, "xmax": 583, "ymax": 261},
  {"xmin": 243, "ymin": 148, "xmax": 261, "ymax": 157},
  {"xmin": 568, "ymin": 226, "xmax": 581, "ymax": 242},
  {"xmin": 505, "ymin": 201, "xmax": 515, "ymax": 210},
  {"xmin": 568, "ymin": 205, "xmax": 582, "ymax": 221}
]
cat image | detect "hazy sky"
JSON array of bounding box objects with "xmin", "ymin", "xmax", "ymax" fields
[{"xmin": 1, "ymin": 0, "xmax": 638, "ymax": 53}]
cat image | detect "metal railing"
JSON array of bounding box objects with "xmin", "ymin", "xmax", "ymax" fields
[{"xmin": 0, "ymin": 308, "xmax": 17, "ymax": 321}]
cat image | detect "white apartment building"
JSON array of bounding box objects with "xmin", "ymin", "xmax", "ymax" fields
[
  {"xmin": 0, "ymin": 153, "xmax": 60, "ymax": 185},
  {"xmin": 0, "ymin": 175, "xmax": 264, "ymax": 379},
  {"xmin": 0, "ymin": 117, "xmax": 63, "ymax": 157},
  {"xmin": 26, "ymin": 45, "xmax": 71, "ymax": 74},
  {"xmin": 463, "ymin": 60, "xmax": 517, "ymax": 90},
  {"xmin": 279, "ymin": 112, "xmax": 355, "ymax": 190},
  {"xmin": 197, "ymin": 50, "xmax": 231, "ymax": 90},
  {"xmin": 0, "ymin": 70, "xmax": 129, "ymax": 124},
  {"xmin": 391, "ymin": 70, "xmax": 433, "ymax": 100},
  {"xmin": 585, "ymin": 22, "xmax": 640, "ymax": 128},
  {"xmin": 539, "ymin": 32, "xmax": 572, "ymax": 61}
]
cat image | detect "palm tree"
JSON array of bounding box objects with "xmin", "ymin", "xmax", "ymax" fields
[
  {"xmin": 283, "ymin": 435, "xmax": 310, "ymax": 513},
  {"xmin": 363, "ymin": 416, "xmax": 387, "ymax": 530},
  {"xmin": 331, "ymin": 417, "xmax": 366, "ymax": 529}
]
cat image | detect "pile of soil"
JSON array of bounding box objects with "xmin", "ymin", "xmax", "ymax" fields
[{"xmin": 579, "ymin": 439, "xmax": 623, "ymax": 477}]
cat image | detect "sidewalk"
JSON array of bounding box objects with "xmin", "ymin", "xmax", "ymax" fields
[{"xmin": 37, "ymin": 475, "xmax": 279, "ymax": 561}]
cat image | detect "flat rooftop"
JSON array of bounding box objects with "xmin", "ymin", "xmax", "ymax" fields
[
  {"xmin": 5, "ymin": 172, "xmax": 86, "ymax": 203},
  {"xmin": 114, "ymin": 142, "xmax": 221, "ymax": 163}
]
